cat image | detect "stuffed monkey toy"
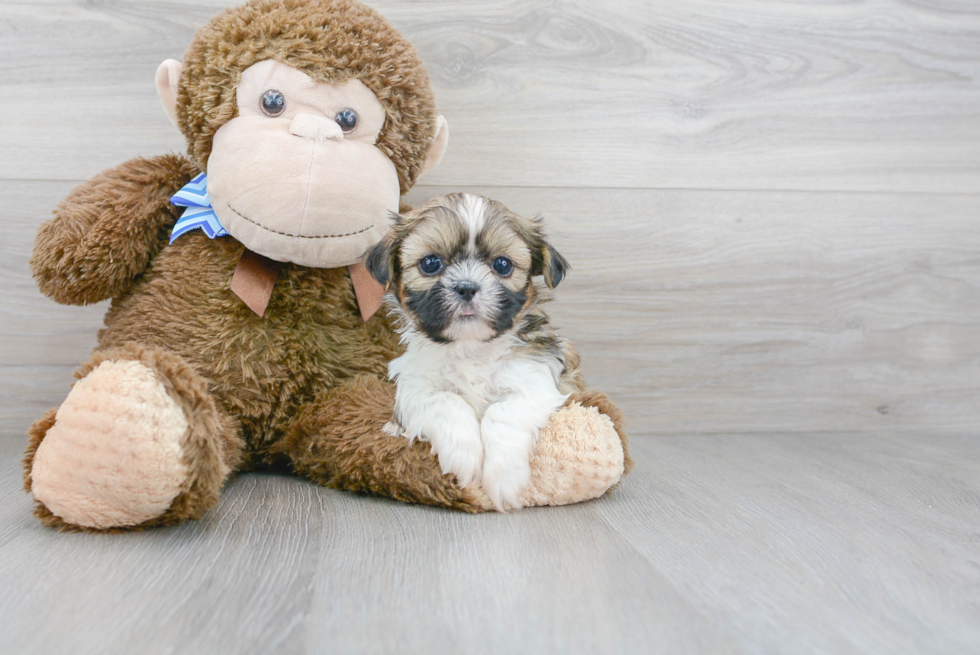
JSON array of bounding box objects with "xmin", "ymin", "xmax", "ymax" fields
[{"xmin": 23, "ymin": 0, "xmax": 631, "ymax": 530}]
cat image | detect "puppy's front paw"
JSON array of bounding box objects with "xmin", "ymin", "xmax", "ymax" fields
[
  {"xmin": 482, "ymin": 453, "xmax": 531, "ymax": 512},
  {"xmin": 394, "ymin": 391, "xmax": 484, "ymax": 488},
  {"xmin": 480, "ymin": 417, "xmax": 534, "ymax": 512},
  {"xmin": 431, "ymin": 424, "xmax": 484, "ymax": 488}
]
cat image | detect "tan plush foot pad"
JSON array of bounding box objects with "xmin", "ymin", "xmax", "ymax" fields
[
  {"xmin": 30, "ymin": 360, "xmax": 189, "ymax": 529},
  {"xmin": 521, "ymin": 402, "xmax": 625, "ymax": 507}
]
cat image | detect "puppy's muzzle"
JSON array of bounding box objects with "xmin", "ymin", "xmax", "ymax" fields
[{"xmin": 454, "ymin": 281, "xmax": 480, "ymax": 302}]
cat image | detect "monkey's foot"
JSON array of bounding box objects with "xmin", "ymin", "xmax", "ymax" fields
[{"xmin": 24, "ymin": 346, "xmax": 240, "ymax": 530}]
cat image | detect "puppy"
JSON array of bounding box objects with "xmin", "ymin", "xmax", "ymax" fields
[{"xmin": 364, "ymin": 193, "xmax": 584, "ymax": 510}]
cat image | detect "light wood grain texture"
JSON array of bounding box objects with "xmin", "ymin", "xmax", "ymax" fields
[
  {"xmin": 1, "ymin": 181, "xmax": 106, "ymax": 369},
  {"xmin": 7, "ymin": 181, "xmax": 977, "ymax": 435},
  {"xmin": 405, "ymin": 186, "xmax": 980, "ymax": 435},
  {"xmin": 0, "ymin": 0, "xmax": 978, "ymax": 191},
  {"xmin": 1, "ymin": 1, "xmax": 979, "ymax": 653},
  {"xmin": 1, "ymin": 436, "xmax": 978, "ymax": 655},
  {"xmin": 0, "ymin": 366, "xmax": 77, "ymax": 433}
]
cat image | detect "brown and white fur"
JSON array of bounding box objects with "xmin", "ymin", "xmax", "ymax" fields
[{"xmin": 365, "ymin": 193, "xmax": 580, "ymax": 510}]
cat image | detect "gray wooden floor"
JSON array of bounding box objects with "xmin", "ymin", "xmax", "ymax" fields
[
  {"xmin": 1, "ymin": 1, "xmax": 979, "ymax": 654},
  {"xmin": 2, "ymin": 433, "xmax": 979, "ymax": 655}
]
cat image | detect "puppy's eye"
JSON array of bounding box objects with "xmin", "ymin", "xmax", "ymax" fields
[
  {"xmin": 419, "ymin": 255, "xmax": 444, "ymax": 276},
  {"xmin": 260, "ymin": 89, "xmax": 286, "ymax": 117},
  {"xmin": 335, "ymin": 108, "xmax": 358, "ymax": 132},
  {"xmin": 491, "ymin": 256, "xmax": 514, "ymax": 277}
]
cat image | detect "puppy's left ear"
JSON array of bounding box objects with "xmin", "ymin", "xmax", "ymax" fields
[
  {"xmin": 364, "ymin": 221, "xmax": 399, "ymax": 289},
  {"xmin": 541, "ymin": 243, "xmax": 570, "ymax": 289},
  {"xmin": 525, "ymin": 216, "xmax": 570, "ymax": 289}
]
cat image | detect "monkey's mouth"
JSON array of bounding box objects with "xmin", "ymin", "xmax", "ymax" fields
[{"xmin": 227, "ymin": 204, "xmax": 374, "ymax": 240}]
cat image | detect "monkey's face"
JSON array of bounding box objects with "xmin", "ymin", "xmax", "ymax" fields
[{"xmin": 206, "ymin": 60, "xmax": 401, "ymax": 267}]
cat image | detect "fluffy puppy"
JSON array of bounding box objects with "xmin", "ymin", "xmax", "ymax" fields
[{"xmin": 365, "ymin": 193, "xmax": 581, "ymax": 510}]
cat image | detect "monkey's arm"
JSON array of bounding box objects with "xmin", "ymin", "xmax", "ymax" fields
[{"xmin": 31, "ymin": 154, "xmax": 199, "ymax": 305}]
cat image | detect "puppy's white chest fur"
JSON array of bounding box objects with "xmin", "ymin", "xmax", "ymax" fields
[
  {"xmin": 423, "ymin": 340, "xmax": 512, "ymax": 416},
  {"xmin": 386, "ymin": 331, "xmax": 568, "ymax": 511}
]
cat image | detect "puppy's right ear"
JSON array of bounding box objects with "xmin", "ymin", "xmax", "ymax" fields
[
  {"xmin": 365, "ymin": 217, "xmax": 402, "ymax": 288},
  {"xmin": 364, "ymin": 235, "xmax": 395, "ymax": 288}
]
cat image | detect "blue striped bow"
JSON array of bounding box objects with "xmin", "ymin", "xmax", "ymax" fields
[{"xmin": 169, "ymin": 172, "xmax": 228, "ymax": 243}]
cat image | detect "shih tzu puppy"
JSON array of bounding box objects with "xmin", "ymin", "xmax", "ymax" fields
[{"xmin": 364, "ymin": 193, "xmax": 583, "ymax": 510}]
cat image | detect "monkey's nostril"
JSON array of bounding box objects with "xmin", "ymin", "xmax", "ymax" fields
[{"xmin": 454, "ymin": 281, "xmax": 479, "ymax": 301}]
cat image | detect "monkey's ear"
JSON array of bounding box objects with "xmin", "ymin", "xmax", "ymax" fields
[
  {"xmin": 541, "ymin": 244, "xmax": 570, "ymax": 289},
  {"xmin": 418, "ymin": 116, "xmax": 449, "ymax": 179},
  {"xmin": 155, "ymin": 59, "xmax": 183, "ymax": 127},
  {"xmin": 364, "ymin": 230, "xmax": 398, "ymax": 289}
]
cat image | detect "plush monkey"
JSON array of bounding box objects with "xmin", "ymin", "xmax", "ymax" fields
[{"xmin": 23, "ymin": 0, "xmax": 631, "ymax": 530}]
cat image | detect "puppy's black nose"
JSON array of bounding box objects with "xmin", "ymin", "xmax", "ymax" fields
[{"xmin": 454, "ymin": 281, "xmax": 479, "ymax": 301}]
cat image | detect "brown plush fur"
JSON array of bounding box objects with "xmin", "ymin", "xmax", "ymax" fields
[
  {"xmin": 29, "ymin": 154, "xmax": 464, "ymax": 525},
  {"xmin": 178, "ymin": 0, "xmax": 438, "ymax": 194},
  {"xmin": 26, "ymin": 0, "xmax": 630, "ymax": 529},
  {"xmin": 277, "ymin": 375, "xmax": 480, "ymax": 511},
  {"xmin": 30, "ymin": 154, "xmax": 199, "ymax": 306},
  {"xmin": 22, "ymin": 408, "xmax": 56, "ymax": 493}
]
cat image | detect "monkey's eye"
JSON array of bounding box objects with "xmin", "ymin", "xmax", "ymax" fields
[
  {"xmin": 335, "ymin": 108, "xmax": 358, "ymax": 133},
  {"xmin": 260, "ymin": 89, "xmax": 286, "ymax": 117},
  {"xmin": 491, "ymin": 257, "xmax": 514, "ymax": 277},
  {"xmin": 418, "ymin": 255, "xmax": 444, "ymax": 276}
]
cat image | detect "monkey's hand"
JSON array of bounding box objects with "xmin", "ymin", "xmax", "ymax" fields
[{"xmin": 31, "ymin": 154, "xmax": 198, "ymax": 305}]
